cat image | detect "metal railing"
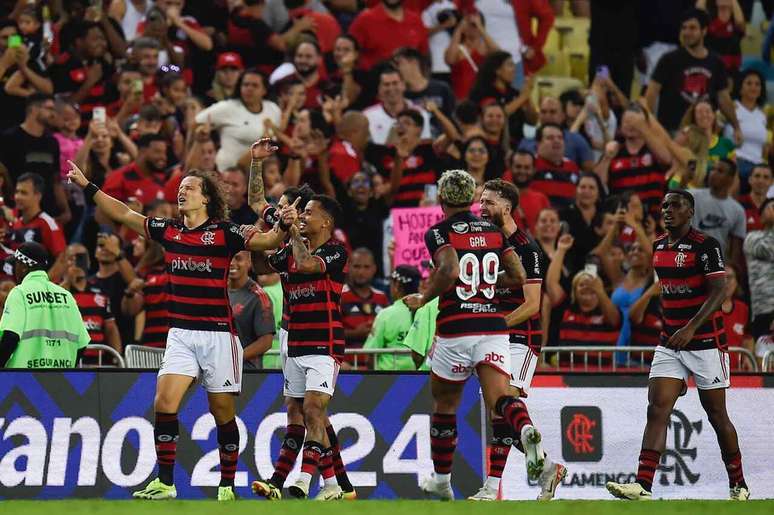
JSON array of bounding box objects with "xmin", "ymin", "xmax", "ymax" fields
[
  {"xmin": 763, "ymin": 350, "xmax": 774, "ymax": 372},
  {"xmin": 79, "ymin": 344, "xmax": 125, "ymax": 368},
  {"xmin": 125, "ymin": 344, "xmax": 165, "ymax": 368},
  {"xmin": 540, "ymin": 345, "xmax": 759, "ymax": 372},
  {"xmin": 75, "ymin": 344, "xmax": 760, "ymax": 373}
]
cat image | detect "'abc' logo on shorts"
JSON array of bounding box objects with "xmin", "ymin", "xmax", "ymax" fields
[
  {"xmin": 560, "ymin": 406, "xmax": 603, "ymax": 462},
  {"xmin": 484, "ymin": 352, "xmax": 504, "ymax": 364}
]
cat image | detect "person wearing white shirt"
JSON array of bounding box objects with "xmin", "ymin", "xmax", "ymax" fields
[
  {"xmin": 723, "ymin": 69, "xmax": 769, "ymax": 193},
  {"xmin": 422, "ymin": 0, "xmax": 458, "ymax": 78},
  {"xmin": 364, "ymin": 68, "xmax": 432, "ymax": 145},
  {"xmin": 195, "ymin": 70, "xmax": 280, "ymax": 171},
  {"xmin": 475, "ymin": 0, "xmax": 523, "ymax": 87}
]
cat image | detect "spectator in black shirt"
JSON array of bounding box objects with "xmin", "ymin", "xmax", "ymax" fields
[
  {"xmin": 393, "ymin": 46, "xmax": 455, "ymax": 120},
  {"xmin": 222, "ymin": 167, "xmax": 259, "ymax": 226},
  {"xmin": 50, "ymin": 21, "xmax": 114, "ymax": 115},
  {"xmin": 0, "ymin": 94, "xmax": 71, "ymax": 225},
  {"xmin": 337, "ymin": 171, "xmax": 389, "ymax": 277},
  {"xmin": 644, "ymin": 8, "xmax": 741, "ymax": 139}
]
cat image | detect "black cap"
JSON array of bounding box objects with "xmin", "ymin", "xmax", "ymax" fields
[
  {"xmin": 391, "ymin": 265, "xmax": 421, "ymax": 295},
  {"xmin": 6, "ymin": 242, "xmax": 50, "ymax": 271}
]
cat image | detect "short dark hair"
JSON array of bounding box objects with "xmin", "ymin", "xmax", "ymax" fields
[
  {"xmin": 283, "ymin": 184, "xmax": 315, "ymax": 208},
  {"xmin": 455, "ymin": 100, "xmax": 480, "ymax": 125},
  {"xmin": 310, "ymin": 194, "xmax": 342, "ymax": 222},
  {"xmin": 0, "ymin": 18, "xmax": 18, "ymax": 32},
  {"xmin": 559, "ymin": 89, "xmax": 584, "ymax": 108},
  {"xmin": 665, "ymin": 189, "xmax": 695, "ymax": 209},
  {"xmin": 335, "ymin": 34, "xmax": 360, "ymax": 52},
  {"xmin": 717, "ymin": 157, "xmax": 738, "ymax": 175},
  {"xmin": 26, "ymin": 93, "xmax": 53, "ymax": 112},
  {"xmin": 397, "ymin": 108, "xmax": 424, "ymax": 130},
  {"xmin": 681, "ymin": 7, "xmax": 709, "ymax": 29},
  {"xmin": 72, "ymin": 20, "xmax": 102, "ymax": 42},
  {"xmin": 132, "ymin": 36, "xmax": 161, "ymax": 51},
  {"xmin": 139, "ymin": 104, "xmax": 162, "ymax": 121},
  {"xmin": 393, "ymin": 46, "xmax": 429, "ymax": 76},
  {"xmin": 233, "ymin": 68, "xmax": 268, "ymax": 101},
  {"xmin": 137, "ymin": 133, "xmax": 168, "ymax": 149},
  {"xmin": 16, "ymin": 172, "xmax": 45, "ymax": 195},
  {"xmin": 378, "ymin": 65, "xmax": 402, "ymax": 83},
  {"xmin": 536, "ymin": 122, "xmax": 564, "ymax": 142},
  {"xmin": 483, "ymin": 179, "xmax": 520, "ymax": 210},
  {"xmin": 512, "ymin": 149, "xmax": 535, "ymax": 165}
]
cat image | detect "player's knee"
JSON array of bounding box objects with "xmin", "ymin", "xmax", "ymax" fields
[
  {"xmin": 303, "ymin": 403, "xmax": 325, "ymax": 429},
  {"xmin": 154, "ymin": 392, "xmax": 176, "ymax": 413},
  {"xmin": 646, "ymin": 401, "xmax": 671, "ymax": 421}
]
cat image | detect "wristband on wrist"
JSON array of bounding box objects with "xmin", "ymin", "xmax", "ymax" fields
[{"xmin": 84, "ymin": 182, "xmax": 100, "ymax": 201}]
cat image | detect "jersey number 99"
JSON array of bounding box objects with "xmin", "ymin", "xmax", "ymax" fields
[{"xmin": 456, "ymin": 252, "xmax": 499, "ymax": 301}]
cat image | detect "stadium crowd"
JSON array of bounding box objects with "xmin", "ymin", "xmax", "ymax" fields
[{"xmin": 0, "ymin": 0, "xmax": 773, "ymax": 372}]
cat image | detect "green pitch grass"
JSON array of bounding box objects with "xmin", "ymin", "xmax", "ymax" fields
[{"xmin": 2, "ymin": 500, "xmax": 773, "ymax": 515}]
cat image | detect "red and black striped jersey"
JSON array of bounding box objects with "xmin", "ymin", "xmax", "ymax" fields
[
  {"xmin": 10, "ymin": 211, "xmax": 66, "ymax": 257},
  {"xmin": 145, "ymin": 217, "xmax": 247, "ymax": 333},
  {"xmin": 425, "ymin": 211, "xmax": 513, "ymax": 337},
  {"xmin": 142, "ymin": 267, "xmax": 169, "ymax": 348},
  {"xmin": 531, "ymin": 156, "xmax": 580, "ymax": 208},
  {"xmin": 653, "ymin": 228, "xmax": 727, "ymax": 351},
  {"xmin": 341, "ymin": 285, "xmax": 390, "ymax": 348},
  {"xmin": 376, "ymin": 143, "xmax": 440, "ymax": 207},
  {"xmin": 737, "ymin": 194, "xmax": 763, "ymax": 232},
  {"xmin": 608, "ymin": 144, "xmax": 667, "ymax": 214},
  {"xmin": 630, "ymin": 296, "xmax": 662, "ymax": 347},
  {"xmin": 497, "ymin": 228, "xmax": 545, "ymax": 354},
  {"xmin": 72, "ymin": 286, "xmax": 113, "ymax": 345},
  {"xmin": 268, "ymin": 239, "xmax": 348, "ymax": 358},
  {"xmin": 558, "ymin": 305, "xmax": 619, "ymax": 365}
]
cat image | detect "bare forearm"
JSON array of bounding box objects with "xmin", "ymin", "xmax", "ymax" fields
[
  {"xmin": 20, "ymin": 66, "xmax": 53, "ymax": 94},
  {"xmin": 116, "ymin": 257, "xmax": 137, "ymax": 284},
  {"xmin": 248, "ymin": 158, "xmax": 267, "ymax": 214},
  {"xmin": 598, "ymin": 293, "xmax": 620, "ymax": 327},
  {"xmin": 688, "ymin": 287, "xmax": 725, "ymax": 331},
  {"xmin": 506, "ymin": 297, "xmax": 540, "ymax": 327},
  {"xmin": 180, "ymin": 24, "xmax": 212, "ymax": 50},
  {"xmin": 421, "ymin": 265, "xmax": 457, "ymax": 304},
  {"xmin": 545, "ymin": 249, "xmax": 567, "ymax": 303},
  {"xmin": 290, "ymin": 231, "xmax": 317, "ymax": 271},
  {"xmin": 341, "ymin": 72, "xmax": 361, "ymax": 106},
  {"xmin": 719, "ymin": 92, "xmax": 740, "ymax": 129},
  {"xmin": 243, "ymin": 334, "xmax": 273, "ymax": 361}
]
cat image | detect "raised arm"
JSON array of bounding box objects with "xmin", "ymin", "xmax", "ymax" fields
[
  {"xmin": 546, "ymin": 234, "xmax": 572, "ymax": 305},
  {"xmin": 629, "ymin": 281, "xmax": 659, "ymax": 325},
  {"xmin": 245, "ymin": 200, "xmax": 297, "ymax": 252},
  {"xmin": 247, "ymin": 138, "xmax": 278, "ymax": 215},
  {"xmin": 66, "ymin": 160, "xmax": 146, "ymax": 235},
  {"xmin": 591, "ymin": 276, "xmax": 621, "ymax": 327},
  {"xmin": 288, "ymin": 222, "xmax": 326, "ymax": 274}
]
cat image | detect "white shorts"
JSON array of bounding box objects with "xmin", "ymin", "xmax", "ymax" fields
[
  {"xmin": 429, "ymin": 334, "xmax": 510, "ymax": 382},
  {"xmin": 159, "ymin": 328, "xmax": 244, "ymax": 393},
  {"xmin": 510, "ymin": 343, "xmax": 538, "ymax": 395},
  {"xmin": 649, "ymin": 346, "xmax": 730, "ymax": 390},
  {"xmin": 283, "ymin": 354, "xmax": 339, "ymax": 398}
]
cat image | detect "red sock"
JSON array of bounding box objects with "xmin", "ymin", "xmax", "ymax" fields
[
  {"xmin": 301, "ymin": 441, "xmax": 323, "ymax": 475},
  {"xmin": 430, "ymin": 413, "xmax": 457, "ymax": 475},
  {"xmin": 635, "ymin": 449, "xmax": 661, "ymax": 492},
  {"xmin": 723, "ymin": 450, "xmax": 746, "ymax": 488},
  {"xmin": 271, "ymin": 424, "xmax": 305, "ymax": 488},
  {"xmin": 217, "ymin": 419, "xmax": 239, "ymax": 487},
  {"xmin": 488, "ymin": 417, "xmax": 511, "ymax": 478},
  {"xmin": 496, "ymin": 397, "xmax": 533, "ymax": 435},
  {"xmin": 319, "ymin": 448, "xmax": 335, "ymax": 482},
  {"xmin": 154, "ymin": 412, "xmax": 178, "ymax": 486}
]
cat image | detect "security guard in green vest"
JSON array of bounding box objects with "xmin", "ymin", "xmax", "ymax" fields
[{"xmin": 0, "ymin": 242, "xmax": 90, "ymax": 368}]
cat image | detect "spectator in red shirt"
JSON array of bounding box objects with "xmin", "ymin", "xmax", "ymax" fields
[
  {"xmin": 103, "ymin": 134, "xmax": 169, "ymax": 207},
  {"xmin": 738, "ymin": 164, "xmax": 773, "ymax": 232},
  {"xmin": 10, "ymin": 173, "xmax": 67, "ymax": 280},
  {"xmin": 127, "ymin": 37, "xmax": 161, "ymax": 101},
  {"xmin": 702, "ymin": 0, "xmax": 746, "ymax": 74},
  {"xmin": 341, "ymin": 247, "xmax": 390, "ymax": 367},
  {"xmin": 285, "ymin": 0, "xmax": 342, "ymax": 54},
  {"xmin": 349, "ymin": 0, "xmax": 429, "ymax": 71},
  {"xmin": 328, "ymin": 111, "xmax": 371, "ymax": 185},
  {"xmin": 720, "ymin": 263, "xmax": 753, "ymax": 368},
  {"xmin": 444, "ymin": 12, "xmax": 498, "ymax": 100},
  {"xmin": 531, "ymin": 123, "xmax": 582, "ymax": 208},
  {"xmin": 292, "ymin": 39, "xmax": 326, "ymax": 109},
  {"xmin": 507, "ymin": 150, "xmax": 550, "ymax": 234},
  {"xmin": 142, "ymin": 0, "xmax": 213, "ymax": 53}
]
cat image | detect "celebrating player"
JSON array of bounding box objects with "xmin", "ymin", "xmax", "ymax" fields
[
  {"xmin": 606, "ymin": 190, "xmax": 749, "ymax": 501},
  {"xmin": 404, "ymin": 170, "xmax": 542, "ymax": 500},
  {"xmin": 248, "ymin": 140, "xmax": 353, "ymax": 500},
  {"xmin": 66, "ymin": 160, "xmax": 297, "ymax": 501},
  {"xmin": 472, "ymin": 179, "xmax": 566, "ymax": 501}
]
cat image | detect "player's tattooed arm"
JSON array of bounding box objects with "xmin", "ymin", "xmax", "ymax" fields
[
  {"xmin": 406, "ymin": 246, "xmax": 458, "ymax": 309},
  {"xmin": 500, "ymin": 248, "xmax": 527, "ymax": 287},
  {"xmin": 247, "ymin": 138, "xmax": 278, "ymax": 215},
  {"xmin": 289, "ymin": 225, "xmax": 325, "ymax": 274}
]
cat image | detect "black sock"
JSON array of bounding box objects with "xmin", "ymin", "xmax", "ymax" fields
[{"xmin": 154, "ymin": 412, "xmax": 179, "ymax": 486}]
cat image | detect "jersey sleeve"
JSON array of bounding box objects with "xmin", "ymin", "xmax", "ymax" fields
[
  {"xmin": 145, "ymin": 217, "xmax": 170, "ymax": 244},
  {"xmin": 267, "ymin": 245, "xmax": 290, "ymax": 273},
  {"xmin": 252, "ymin": 288, "xmax": 276, "ymax": 338},
  {"xmin": 699, "ymin": 237, "xmax": 726, "ymax": 277},
  {"xmin": 520, "ymin": 243, "xmax": 544, "ymax": 284},
  {"xmin": 0, "ymin": 287, "xmax": 26, "ymax": 336},
  {"xmin": 316, "ymin": 244, "xmax": 347, "ymax": 274},
  {"xmin": 42, "ymin": 219, "xmax": 66, "ymax": 256},
  {"xmin": 424, "ymin": 225, "xmax": 450, "ymax": 263},
  {"xmin": 224, "ymin": 223, "xmax": 248, "ymax": 254}
]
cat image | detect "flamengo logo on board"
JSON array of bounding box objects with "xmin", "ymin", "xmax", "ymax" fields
[
  {"xmin": 561, "ymin": 406, "xmax": 603, "ymax": 462},
  {"xmin": 658, "ymin": 409, "xmax": 702, "ymax": 486}
]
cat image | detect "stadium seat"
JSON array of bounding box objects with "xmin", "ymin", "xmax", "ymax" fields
[
  {"xmin": 532, "ymin": 76, "xmax": 585, "ymax": 104},
  {"xmin": 538, "ymin": 49, "xmax": 572, "ymax": 78},
  {"xmin": 125, "ymin": 344, "xmax": 165, "ymax": 369}
]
